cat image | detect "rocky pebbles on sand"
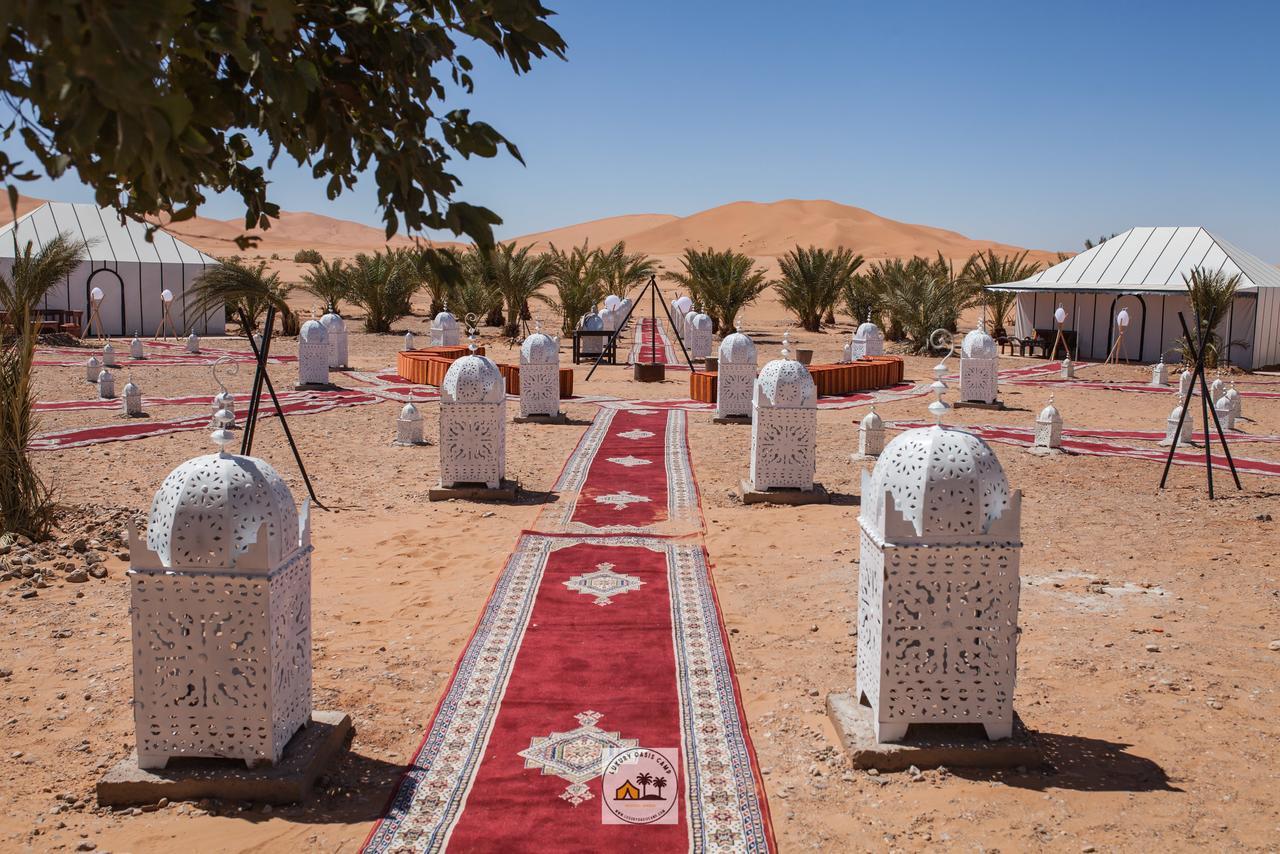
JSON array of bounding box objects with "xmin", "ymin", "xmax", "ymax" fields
[{"xmin": 1, "ymin": 505, "xmax": 143, "ymax": 596}]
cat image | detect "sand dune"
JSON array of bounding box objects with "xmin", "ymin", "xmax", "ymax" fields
[{"xmin": 511, "ymin": 213, "xmax": 678, "ymax": 251}]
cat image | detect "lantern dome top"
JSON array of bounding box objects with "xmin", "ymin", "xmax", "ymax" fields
[
  {"xmin": 691, "ymin": 312, "xmax": 712, "ymax": 332},
  {"xmin": 433, "ymin": 309, "xmax": 458, "ymax": 329},
  {"xmin": 521, "ymin": 330, "xmax": 559, "ymax": 364},
  {"xmin": 719, "ymin": 328, "xmax": 756, "ymax": 364},
  {"xmin": 864, "ymin": 425, "xmax": 1012, "ymax": 538},
  {"xmin": 855, "ymin": 320, "xmax": 882, "ymax": 339},
  {"xmin": 756, "ymin": 358, "xmax": 816, "ymax": 408},
  {"xmin": 579, "ymin": 312, "xmax": 603, "ymax": 331},
  {"xmin": 319, "ymin": 312, "xmax": 345, "ymax": 333},
  {"xmin": 1037, "ymin": 397, "xmax": 1061, "ymax": 423},
  {"xmin": 861, "ymin": 405, "xmax": 883, "ymax": 429},
  {"xmin": 87, "ymin": 355, "xmax": 100, "ymax": 366},
  {"xmin": 123, "ymin": 380, "xmax": 140, "ymax": 396},
  {"xmin": 145, "ymin": 450, "xmax": 301, "ymax": 571},
  {"xmin": 399, "ymin": 401, "xmax": 421, "ymax": 421},
  {"xmin": 299, "ymin": 319, "xmax": 328, "ymax": 344},
  {"xmin": 962, "ymin": 325, "xmax": 997, "ymax": 359},
  {"xmin": 441, "ymin": 354, "xmax": 504, "ymax": 404}
]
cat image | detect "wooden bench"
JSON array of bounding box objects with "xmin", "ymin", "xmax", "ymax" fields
[{"xmin": 688, "ymin": 356, "xmax": 904, "ymax": 404}]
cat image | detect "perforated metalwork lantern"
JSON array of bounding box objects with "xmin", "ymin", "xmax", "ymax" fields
[
  {"xmin": 1179, "ymin": 370, "xmax": 1194, "ymax": 399},
  {"xmin": 185, "ymin": 331, "xmax": 200, "ymax": 353},
  {"xmin": 858, "ymin": 405, "xmax": 885, "ymax": 457},
  {"xmin": 749, "ymin": 350, "xmax": 817, "ymax": 491},
  {"xmin": 856, "ymin": 424, "xmax": 1022, "ymax": 742},
  {"xmin": 130, "ymin": 336, "xmax": 145, "ymax": 360},
  {"xmin": 404, "ymin": 331, "xmax": 416, "ymax": 352},
  {"xmin": 439, "ymin": 354, "xmax": 506, "ymax": 488},
  {"xmin": 1215, "ymin": 394, "xmax": 1235, "ymax": 431},
  {"xmin": 430, "ymin": 309, "xmax": 460, "ymax": 347},
  {"xmin": 297, "ymin": 320, "xmax": 330, "ymax": 386},
  {"xmin": 1209, "ymin": 378, "xmax": 1225, "ymax": 407},
  {"xmin": 578, "ymin": 311, "xmax": 604, "ymax": 356},
  {"xmin": 122, "ymin": 380, "xmax": 142, "ymax": 416},
  {"xmin": 1151, "ymin": 358, "xmax": 1169, "ymax": 387},
  {"xmin": 395, "ymin": 401, "xmax": 425, "ymax": 445},
  {"xmin": 127, "ymin": 419, "xmax": 313, "ymax": 770},
  {"xmin": 1034, "ymin": 398, "xmax": 1062, "ymax": 449},
  {"xmin": 85, "ymin": 356, "xmax": 101, "ymax": 383},
  {"xmin": 97, "ymin": 369, "xmax": 116, "ymax": 399},
  {"xmin": 319, "ymin": 312, "xmax": 349, "ymax": 369},
  {"xmin": 716, "ymin": 328, "xmax": 757, "ymax": 419},
  {"xmin": 1162, "ymin": 404, "xmax": 1193, "ymax": 446},
  {"xmin": 688, "ymin": 312, "xmax": 714, "ymax": 361},
  {"xmin": 518, "ymin": 329, "xmax": 561, "ymax": 418},
  {"xmin": 1227, "ymin": 383, "xmax": 1242, "ymax": 420},
  {"xmin": 1060, "ymin": 356, "xmax": 1075, "ymax": 379},
  {"xmin": 102, "ymin": 342, "xmax": 119, "ymax": 367},
  {"xmin": 959, "ymin": 324, "xmax": 999, "ymax": 404},
  {"xmin": 844, "ymin": 320, "xmax": 884, "ymax": 361}
]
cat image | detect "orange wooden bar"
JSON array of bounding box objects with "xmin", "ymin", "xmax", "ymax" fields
[
  {"xmin": 687, "ymin": 356, "xmax": 904, "ymax": 404},
  {"xmin": 397, "ymin": 348, "xmax": 573, "ymax": 398},
  {"xmin": 497, "ymin": 363, "xmax": 575, "ymax": 398}
]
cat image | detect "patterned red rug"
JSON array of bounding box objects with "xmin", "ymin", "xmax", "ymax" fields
[
  {"xmin": 363, "ymin": 408, "xmax": 774, "ymax": 853},
  {"xmin": 629, "ymin": 317, "xmax": 683, "ymax": 369}
]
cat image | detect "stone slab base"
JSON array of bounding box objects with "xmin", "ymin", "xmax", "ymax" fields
[
  {"xmin": 294, "ymin": 382, "xmax": 336, "ymax": 391},
  {"xmin": 429, "ymin": 479, "xmax": 519, "ymax": 502},
  {"xmin": 850, "ymin": 452, "xmax": 880, "ymax": 464},
  {"xmin": 96, "ymin": 710, "xmax": 353, "ymax": 807},
  {"xmin": 712, "ymin": 414, "xmax": 751, "ymax": 425},
  {"xmin": 826, "ymin": 693, "xmax": 1040, "ymax": 772},
  {"xmin": 391, "ymin": 439, "xmax": 430, "ymax": 447},
  {"xmin": 1027, "ymin": 446, "xmax": 1066, "ymax": 457},
  {"xmin": 954, "ymin": 400, "xmax": 1005, "ymax": 411},
  {"xmin": 738, "ymin": 479, "xmax": 831, "ymax": 505},
  {"xmin": 514, "ymin": 413, "xmax": 568, "ymax": 424}
]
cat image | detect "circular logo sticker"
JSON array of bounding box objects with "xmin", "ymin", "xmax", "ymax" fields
[{"xmin": 601, "ymin": 747, "xmax": 679, "ymax": 825}]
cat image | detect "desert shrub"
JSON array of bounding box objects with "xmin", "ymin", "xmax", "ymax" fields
[{"xmin": 294, "ymin": 248, "xmax": 323, "ymax": 265}]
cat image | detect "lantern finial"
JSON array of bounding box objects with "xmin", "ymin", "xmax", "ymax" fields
[
  {"xmin": 928, "ymin": 377, "xmax": 950, "ymax": 426},
  {"xmin": 781, "ymin": 330, "xmax": 792, "ymax": 360}
]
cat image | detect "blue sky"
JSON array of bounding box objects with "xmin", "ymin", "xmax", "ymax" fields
[{"xmin": 7, "ymin": 0, "xmax": 1279, "ymax": 258}]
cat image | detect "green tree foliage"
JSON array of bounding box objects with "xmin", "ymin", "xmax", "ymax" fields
[
  {"xmin": 400, "ymin": 246, "xmax": 462, "ymax": 316},
  {"xmin": 293, "ymin": 248, "xmax": 323, "ymax": 265},
  {"xmin": 878, "ymin": 253, "xmax": 978, "ymax": 353},
  {"xmin": 299, "ymin": 258, "xmax": 350, "ymax": 314},
  {"xmin": 664, "ymin": 247, "xmax": 769, "ymax": 333},
  {"xmin": 342, "ymin": 251, "xmax": 418, "ymax": 333},
  {"xmin": 1180, "ymin": 267, "xmax": 1245, "ymax": 368},
  {"xmin": 960, "ymin": 249, "xmax": 1042, "ymax": 337},
  {"xmin": 486, "ymin": 243, "xmax": 553, "ymax": 337},
  {"xmin": 0, "ymin": 2, "xmax": 566, "ymax": 246},
  {"xmin": 544, "ymin": 242, "xmax": 608, "ymax": 336},
  {"xmin": 597, "ymin": 241, "xmax": 657, "ymax": 297},
  {"xmin": 0, "ymin": 233, "xmax": 84, "ymax": 539},
  {"xmin": 774, "ymin": 246, "xmax": 864, "ymax": 332},
  {"xmin": 452, "ymin": 249, "xmax": 503, "ymax": 325},
  {"xmin": 190, "ymin": 258, "xmax": 297, "ymax": 335}
]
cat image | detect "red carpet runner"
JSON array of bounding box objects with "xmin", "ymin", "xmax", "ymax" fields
[
  {"xmin": 629, "ymin": 317, "xmax": 678, "ymax": 367},
  {"xmin": 363, "ymin": 408, "xmax": 774, "ymax": 853}
]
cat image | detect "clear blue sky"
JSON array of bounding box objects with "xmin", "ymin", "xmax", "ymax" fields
[{"xmin": 7, "ymin": 0, "xmax": 1279, "ymax": 258}]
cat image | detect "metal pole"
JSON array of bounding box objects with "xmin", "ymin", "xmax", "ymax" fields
[
  {"xmin": 650, "ymin": 278, "xmax": 656, "ymax": 363},
  {"xmin": 1158, "ymin": 311, "xmax": 1207, "ymax": 491},
  {"xmin": 1177, "ymin": 312, "xmax": 1241, "ymax": 492}
]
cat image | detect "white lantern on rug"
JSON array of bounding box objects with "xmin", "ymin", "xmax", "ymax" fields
[
  {"xmin": 439, "ymin": 342, "xmax": 506, "ymax": 488},
  {"xmin": 858, "ymin": 404, "xmax": 885, "ymax": 458},
  {"xmin": 844, "ymin": 316, "xmax": 884, "ymax": 361},
  {"xmin": 430, "ymin": 307, "xmax": 460, "ymax": 347},
  {"xmin": 102, "ymin": 342, "xmax": 118, "ymax": 367},
  {"xmin": 296, "ymin": 319, "xmax": 331, "ymax": 387},
  {"xmin": 716, "ymin": 324, "xmax": 757, "ymax": 420},
  {"xmin": 1151, "ymin": 357, "xmax": 1169, "ymax": 387},
  {"xmin": 127, "ymin": 412, "xmax": 312, "ymax": 769},
  {"xmin": 855, "ymin": 393, "xmax": 1022, "ymax": 742},
  {"xmin": 688, "ymin": 312, "xmax": 714, "ymax": 361},
  {"xmin": 1215, "ymin": 394, "xmax": 1235, "ymax": 431},
  {"xmin": 682, "ymin": 309, "xmax": 698, "ymax": 344},
  {"xmin": 122, "ymin": 380, "xmax": 143, "ymax": 417},
  {"xmin": 186, "ymin": 331, "xmax": 200, "ymax": 354},
  {"xmin": 749, "ymin": 335, "xmax": 817, "ymax": 491},
  {"xmin": 578, "ymin": 311, "xmax": 605, "ymax": 357},
  {"xmin": 130, "ymin": 336, "xmax": 145, "ymax": 360},
  {"xmin": 1178, "ymin": 369, "xmax": 1194, "ymax": 400},
  {"xmin": 319, "ymin": 312, "xmax": 349, "ymax": 369},
  {"xmin": 394, "ymin": 402, "xmax": 425, "ymax": 445},
  {"xmin": 1161, "ymin": 404, "xmax": 1193, "ymax": 447},
  {"xmin": 1209, "ymin": 377, "xmax": 1225, "ymax": 407},
  {"xmin": 959, "ymin": 323, "xmax": 999, "ymax": 404},
  {"xmin": 518, "ymin": 325, "xmax": 561, "ymax": 418},
  {"xmin": 97, "ymin": 369, "xmax": 116, "ymax": 400},
  {"xmin": 1226, "ymin": 382, "xmax": 1242, "ymax": 420},
  {"xmin": 404, "ymin": 331, "xmax": 416, "ymax": 352},
  {"xmin": 1060, "ymin": 355, "xmax": 1074, "ymax": 379},
  {"xmin": 85, "ymin": 355, "xmax": 101, "ymax": 383},
  {"xmin": 1034, "ymin": 396, "xmax": 1063, "ymax": 450}
]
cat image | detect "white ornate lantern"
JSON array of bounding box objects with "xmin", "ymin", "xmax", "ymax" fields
[
  {"xmin": 130, "ymin": 336, "xmax": 145, "ymax": 360},
  {"xmin": 1178, "ymin": 369, "xmax": 1194, "ymax": 400},
  {"xmin": 185, "ymin": 331, "xmax": 200, "ymax": 353},
  {"xmin": 296, "ymin": 319, "xmax": 331, "ymax": 387},
  {"xmin": 404, "ymin": 331, "xmax": 416, "ymax": 352},
  {"xmin": 618, "ymin": 297, "xmax": 633, "ymax": 325},
  {"xmin": 749, "ymin": 336, "xmax": 817, "ymax": 491},
  {"xmin": 598, "ymin": 305, "xmax": 619, "ymax": 334},
  {"xmin": 102, "ymin": 342, "xmax": 118, "ymax": 367},
  {"xmin": 577, "ymin": 311, "xmax": 604, "ymax": 356},
  {"xmin": 1034, "ymin": 396, "xmax": 1063, "ymax": 450},
  {"xmin": 97, "ymin": 369, "xmax": 116, "ymax": 400},
  {"xmin": 518, "ymin": 325, "xmax": 561, "ymax": 418},
  {"xmin": 127, "ymin": 412, "xmax": 312, "ymax": 769},
  {"xmin": 959, "ymin": 324, "xmax": 999, "ymax": 404},
  {"xmin": 1209, "ymin": 377, "xmax": 1225, "ymax": 407},
  {"xmin": 1215, "ymin": 394, "xmax": 1235, "ymax": 431},
  {"xmin": 85, "ymin": 355, "xmax": 101, "ymax": 383},
  {"xmin": 1226, "ymin": 382, "xmax": 1242, "ymax": 420},
  {"xmin": 844, "ymin": 317, "xmax": 884, "ymax": 361},
  {"xmin": 1162, "ymin": 404, "xmax": 1193, "ymax": 446},
  {"xmin": 319, "ymin": 312, "xmax": 349, "ymax": 369},
  {"xmin": 716, "ymin": 324, "xmax": 757, "ymax": 420},
  {"xmin": 394, "ymin": 402, "xmax": 425, "ymax": 445},
  {"xmin": 1060, "ymin": 355, "xmax": 1074, "ymax": 379},
  {"xmin": 688, "ymin": 312, "xmax": 714, "ymax": 361},
  {"xmin": 1151, "ymin": 357, "xmax": 1169, "ymax": 387},
  {"xmin": 439, "ymin": 345, "xmax": 506, "ymax": 488},
  {"xmin": 122, "ymin": 380, "xmax": 143, "ymax": 417},
  {"xmin": 682, "ymin": 309, "xmax": 698, "ymax": 344},
  {"xmin": 430, "ymin": 308, "xmax": 460, "ymax": 347},
  {"xmin": 858, "ymin": 404, "xmax": 885, "ymax": 458},
  {"xmin": 1054, "ymin": 305, "xmax": 1066, "ymax": 325},
  {"xmin": 856, "ymin": 400, "xmax": 1022, "ymax": 742}
]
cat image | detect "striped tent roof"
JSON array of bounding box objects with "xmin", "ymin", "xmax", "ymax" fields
[{"xmin": 0, "ymin": 202, "xmax": 219, "ymax": 266}]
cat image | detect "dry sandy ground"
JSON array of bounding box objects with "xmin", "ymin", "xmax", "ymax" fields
[{"xmin": 3, "ymin": 305, "xmax": 1279, "ymax": 854}]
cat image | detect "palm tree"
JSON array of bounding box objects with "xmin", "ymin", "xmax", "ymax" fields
[
  {"xmin": 879, "ymin": 253, "xmax": 979, "ymax": 353},
  {"xmin": 635, "ymin": 772, "xmax": 653, "ymax": 798},
  {"xmin": 1181, "ymin": 266, "xmax": 1244, "ymax": 368},
  {"xmin": 961, "ymin": 250, "xmax": 1043, "ymax": 338},
  {"xmin": 597, "ymin": 241, "xmax": 657, "ymax": 297},
  {"xmin": 487, "ymin": 242, "xmax": 553, "ymax": 337},
  {"xmin": 342, "ymin": 251, "xmax": 417, "ymax": 333},
  {"xmin": 664, "ymin": 247, "xmax": 769, "ymax": 332},
  {"xmin": 452, "ymin": 248, "xmax": 503, "ymax": 326},
  {"xmin": 299, "ymin": 258, "xmax": 350, "ymax": 314},
  {"xmin": 191, "ymin": 258, "xmax": 298, "ymax": 335},
  {"xmin": 0, "ymin": 233, "xmax": 85, "ymax": 539},
  {"xmin": 652, "ymin": 776, "xmax": 668, "ymax": 799},
  {"xmin": 401, "ymin": 245, "xmax": 461, "ymax": 316},
  {"xmin": 544, "ymin": 241, "xmax": 607, "ymax": 336},
  {"xmin": 774, "ymin": 245, "xmax": 864, "ymax": 332}
]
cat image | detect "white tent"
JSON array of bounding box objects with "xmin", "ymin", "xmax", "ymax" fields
[
  {"xmin": 994, "ymin": 227, "xmax": 1280, "ymax": 370},
  {"xmin": 0, "ymin": 202, "xmax": 224, "ymax": 337}
]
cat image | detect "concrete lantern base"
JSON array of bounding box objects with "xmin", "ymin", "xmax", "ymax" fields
[
  {"xmin": 737, "ymin": 479, "xmax": 830, "ymax": 505},
  {"xmin": 428, "ymin": 479, "xmax": 519, "ymax": 502},
  {"xmin": 96, "ymin": 711, "xmax": 353, "ymax": 807}
]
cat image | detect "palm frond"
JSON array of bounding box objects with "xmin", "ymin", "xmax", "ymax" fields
[
  {"xmin": 663, "ymin": 247, "xmax": 768, "ymax": 332},
  {"xmin": 544, "ymin": 241, "xmax": 608, "ymax": 336}
]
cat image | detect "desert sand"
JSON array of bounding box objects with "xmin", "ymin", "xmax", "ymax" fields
[{"xmin": 3, "ymin": 287, "xmax": 1279, "ymax": 853}]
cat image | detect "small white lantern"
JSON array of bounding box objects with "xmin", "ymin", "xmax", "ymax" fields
[
  {"xmin": 296, "ymin": 319, "xmax": 331, "ymax": 387},
  {"xmin": 430, "ymin": 307, "xmax": 460, "ymax": 347},
  {"xmin": 598, "ymin": 305, "xmax": 619, "ymax": 335},
  {"xmin": 1054, "ymin": 305, "xmax": 1067, "ymax": 325},
  {"xmin": 130, "ymin": 336, "xmax": 145, "ymax": 360},
  {"xmin": 127, "ymin": 412, "xmax": 312, "ymax": 769},
  {"xmin": 85, "ymin": 355, "xmax": 101, "ymax": 383},
  {"xmin": 1161, "ymin": 404, "xmax": 1193, "ymax": 447},
  {"xmin": 1215, "ymin": 394, "xmax": 1235, "ymax": 431},
  {"xmin": 1116, "ymin": 308, "xmax": 1130, "ymax": 329},
  {"xmin": 319, "ymin": 312, "xmax": 349, "ymax": 369},
  {"xmin": 394, "ymin": 402, "xmax": 426, "ymax": 445},
  {"xmin": 1226, "ymin": 382, "xmax": 1242, "ymax": 420},
  {"xmin": 186, "ymin": 331, "xmax": 200, "ymax": 353},
  {"xmin": 102, "ymin": 342, "xmax": 118, "ymax": 367},
  {"xmin": 404, "ymin": 331, "xmax": 416, "ymax": 352},
  {"xmin": 604, "ymin": 294, "xmax": 621, "ymax": 311},
  {"xmin": 674, "ymin": 295, "xmax": 693, "ymax": 316},
  {"xmin": 97, "ymin": 368, "xmax": 116, "ymax": 399},
  {"xmin": 439, "ymin": 346, "xmax": 506, "ymax": 489},
  {"xmin": 1060, "ymin": 355, "xmax": 1075, "ymax": 379},
  {"xmin": 1151, "ymin": 357, "xmax": 1169, "ymax": 387},
  {"xmin": 90, "ymin": 286, "xmax": 104, "ymax": 303},
  {"xmin": 518, "ymin": 325, "xmax": 561, "ymax": 418},
  {"xmin": 844, "ymin": 316, "xmax": 884, "ymax": 361},
  {"xmin": 682, "ymin": 309, "xmax": 698, "ymax": 345},
  {"xmin": 122, "ymin": 380, "xmax": 143, "ymax": 417},
  {"xmin": 1209, "ymin": 377, "xmax": 1225, "ymax": 406},
  {"xmin": 688, "ymin": 312, "xmax": 713, "ymax": 361},
  {"xmin": 857, "ymin": 404, "xmax": 885, "ymax": 458},
  {"xmin": 1178, "ymin": 369, "xmax": 1194, "ymax": 400},
  {"xmin": 716, "ymin": 324, "xmax": 757, "ymax": 420},
  {"xmin": 959, "ymin": 323, "xmax": 999, "ymax": 404},
  {"xmin": 577, "ymin": 311, "xmax": 605, "ymax": 356},
  {"xmin": 749, "ymin": 335, "xmax": 817, "ymax": 491},
  {"xmin": 160, "ymin": 288, "xmax": 173, "ymax": 304},
  {"xmin": 1034, "ymin": 396, "xmax": 1063, "ymax": 450}
]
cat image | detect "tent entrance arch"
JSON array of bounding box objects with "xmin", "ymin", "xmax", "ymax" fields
[
  {"xmin": 86, "ymin": 267, "xmax": 125, "ymax": 335},
  {"xmin": 1104, "ymin": 294, "xmax": 1146, "ymax": 363}
]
